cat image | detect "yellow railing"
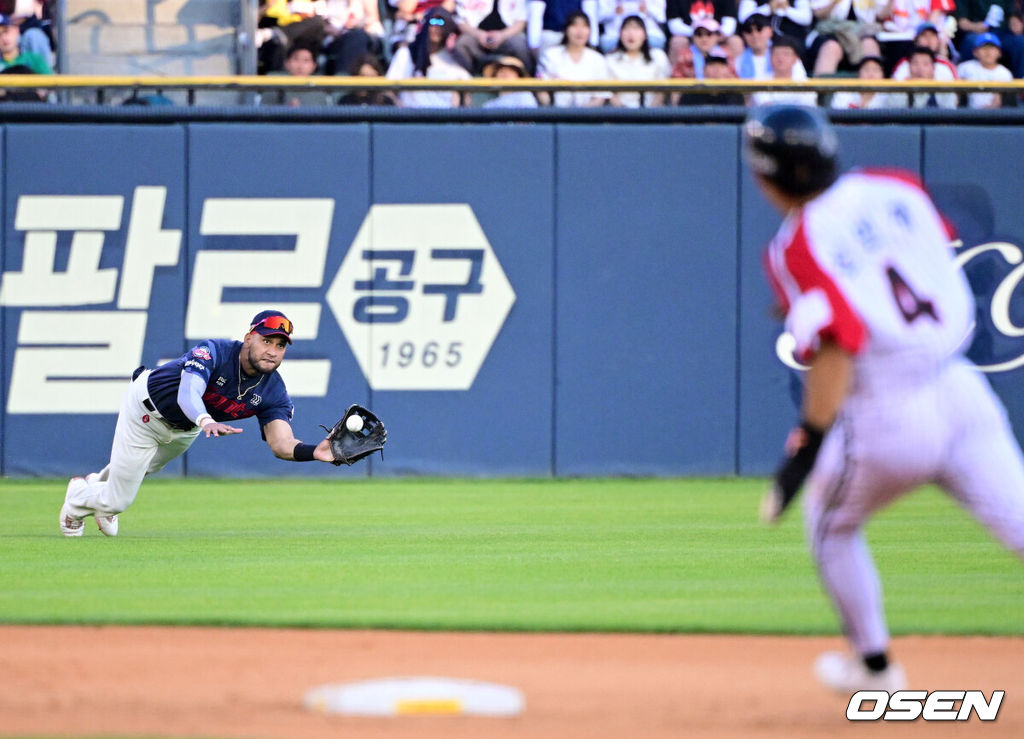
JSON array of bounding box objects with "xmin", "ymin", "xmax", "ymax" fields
[{"xmin": 0, "ymin": 74, "xmax": 1021, "ymax": 96}]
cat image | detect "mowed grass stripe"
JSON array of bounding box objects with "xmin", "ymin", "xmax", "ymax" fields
[{"xmin": 1, "ymin": 478, "xmax": 1020, "ymax": 634}]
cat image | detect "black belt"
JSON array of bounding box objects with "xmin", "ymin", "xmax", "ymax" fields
[
  {"xmin": 141, "ymin": 397, "xmax": 194, "ymax": 431},
  {"xmin": 135, "ymin": 367, "xmax": 160, "ymax": 416}
]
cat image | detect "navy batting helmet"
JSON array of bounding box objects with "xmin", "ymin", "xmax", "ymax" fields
[{"xmin": 743, "ymin": 104, "xmax": 839, "ymax": 198}]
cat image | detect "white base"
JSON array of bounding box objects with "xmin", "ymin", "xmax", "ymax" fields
[{"xmin": 304, "ymin": 676, "xmax": 525, "ymax": 717}]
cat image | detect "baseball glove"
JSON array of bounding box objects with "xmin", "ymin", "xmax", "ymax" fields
[{"xmin": 320, "ymin": 404, "xmax": 388, "ymax": 466}]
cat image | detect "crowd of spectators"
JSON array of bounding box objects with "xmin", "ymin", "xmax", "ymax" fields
[
  {"xmin": 0, "ymin": 0, "xmax": 1020, "ymax": 108},
  {"xmin": 253, "ymin": 0, "xmax": 1024, "ymax": 108}
]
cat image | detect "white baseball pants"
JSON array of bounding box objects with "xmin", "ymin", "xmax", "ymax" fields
[
  {"xmin": 65, "ymin": 370, "xmax": 200, "ymax": 517},
  {"xmin": 803, "ymin": 358, "xmax": 1024, "ymax": 656}
]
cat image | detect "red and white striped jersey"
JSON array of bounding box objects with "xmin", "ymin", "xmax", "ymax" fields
[{"xmin": 763, "ymin": 169, "xmax": 974, "ymax": 371}]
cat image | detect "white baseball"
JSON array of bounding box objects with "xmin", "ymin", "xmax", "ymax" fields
[{"xmin": 346, "ymin": 415, "xmax": 364, "ymax": 433}]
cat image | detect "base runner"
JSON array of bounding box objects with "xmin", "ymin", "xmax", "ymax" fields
[{"xmin": 745, "ymin": 104, "xmax": 1024, "ymax": 693}]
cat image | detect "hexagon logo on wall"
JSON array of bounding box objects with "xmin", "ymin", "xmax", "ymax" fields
[{"xmin": 327, "ymin": 204, "xmax": 516, "ymax": 390}]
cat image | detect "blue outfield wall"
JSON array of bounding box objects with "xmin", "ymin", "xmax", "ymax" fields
[
  {"xmin": 554, "ymin": 124, "xmax": 738, "ymax": 476},
  {"xmin": 1, "ymin": 120, "xmax": 1023, "ymax": 478}
]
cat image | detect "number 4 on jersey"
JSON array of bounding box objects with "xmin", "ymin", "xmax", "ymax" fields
[{"xmin": 886, "ymin": 265, "xmax": 939, "ymax": 323}]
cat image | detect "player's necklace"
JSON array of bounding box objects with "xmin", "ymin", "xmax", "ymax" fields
[{"xmin": 237, "ymin": 356, "xmax": 265, "ymax": 400}]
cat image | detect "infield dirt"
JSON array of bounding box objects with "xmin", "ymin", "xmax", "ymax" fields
[{"xmin": 1, "ymin": 626, "xmax": 1021, "ymax": 738}]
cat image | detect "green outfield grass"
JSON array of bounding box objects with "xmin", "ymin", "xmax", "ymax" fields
[{"xmin": 1, "ymin": 477, "xmax": 1021, "ymax": 635}]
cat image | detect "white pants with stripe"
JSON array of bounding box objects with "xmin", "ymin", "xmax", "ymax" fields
[
  {"xmin": 65, "ymin": 370, "xmax": 200, "ymax": 517},
  {"xmin": 803, "ymin": 357, "xmax": 1024, "ymax": 657}
]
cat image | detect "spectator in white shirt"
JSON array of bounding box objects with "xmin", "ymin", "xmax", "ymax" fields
[
  {"xmin": 606, "ymin": 14, "xmax": 672, "ymax": 106},
  {"xmin": 957, "ymin": 31, "xmax": 1011, "ymax": 108},
  {"xmin": 537, "ymin": 10, "xmax": 611, "ymax": 105}
]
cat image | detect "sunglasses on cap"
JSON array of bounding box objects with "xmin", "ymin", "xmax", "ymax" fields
[
  {"xmin": 252, "ymin": 315, "xmax": 294, "ymax": 335},
  {"xmin": 428, "ymin": 17, "xmax": 447, "ymax": 25}
]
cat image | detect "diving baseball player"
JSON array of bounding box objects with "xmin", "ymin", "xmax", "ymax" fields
[
  {"xmin": 746, "ymin": 105, "xmax": 1024, "ymax": 693},
  {"xmin": 59, "ymin": 310, "xmax": 385, "ymax": 537}
]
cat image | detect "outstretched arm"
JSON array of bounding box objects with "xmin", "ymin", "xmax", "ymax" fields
[
  {"xmin": 177, "ymin": 370, "xmax": 242, "ymax": 437},
  {"xmin": 262, "ymin": 418, "xmax": 334, "ymax": 462}
]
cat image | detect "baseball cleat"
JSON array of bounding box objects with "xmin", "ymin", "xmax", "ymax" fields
[
  {"xmin": 59, "ymin": 502, "xmax": 85, "ymax": 537},
  {"xmin": 60, "ymin": 477, "xmax": 89, "ymax": 537},
  {"xmin": 814, "ymin": 651, "xmax": 907, "ymax": 695},
  {"xmin": 95, "ymin": 512, "xmax": 119, "ymax": 537},
  {"xmin": 759, "ymin": 487, "xmax": 784, "ymax": 525}
]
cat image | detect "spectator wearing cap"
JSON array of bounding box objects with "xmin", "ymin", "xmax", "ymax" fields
[
  {"xmin": 665, "ymin": 0, "xmax": 741, "ymax": 66},
  {"xmin": 679, "ymin": 48, "xmax": 746, "ymax": 102},
  {"xmin": 957, "ymin": 31, "xmax": 1012, "ymax": 106},
  {"xmin": 829, "ymin": 53, "xmax": 909, "ymax": 107},
  {"xmin": 480, "ymin": 54, "xmax": 540, "ymax": 106},
  {"xmin": 536, "ymin": 10, "xmax": 611, "ymax": 105},
  {"xmin": 737, "ymin": 0, "xmax": 813, "ymax": 45},
  {"xmin": 891, "ymin": 22, "xmax": 957, "ymax": 79},
  {"xmin": 386, "ymin": 7, "xmax": 471, "ymax": 106},
  {"xmin": 955, "ymin": 0, "xmax": 1024, "ymax": 77},
  {"xmin": 748, "ymin": 34, "xmax": 819, "ymax": 102},
  {"xmin": 606, "ymin": 14, "xmax": 671, "ymax": 105},
  {"xmin": 0, "ymin": 13, "xmax": 51, "ymax": 75},
  {"xmin": 912, "ymin": 18, "xmax": 957, "ymax": 62},
  {"xmin": 527, "ymin": 0, "xmax": 600, "ymax": 55},
  {"xmin": 735, "ymin": 10, "xmax": 775, "ymax": 75},
  {"xmin": 735, "ymin": 10, "xmax": 809, "ymax": 77},
  {"xmin": 597, "ymin": 0, "xmax": 668, "ymax": 53},
  {"xmin": 669, "ymin": 15, "xmax": 731, "ymax": 79},
  {"xmin": 906, "ymin": 44, "xmax": 958, "ymax": 106},
  {"xmin": 688, "ymin": 17, "xmax": 730, "ymax": 76},
  {"xmin": 453, "ymin": 0, "xmax": 533, "ymax": 75},
  {"xmin": 804, "ymin": 0, "xmax": 885, "ymax": 76}
]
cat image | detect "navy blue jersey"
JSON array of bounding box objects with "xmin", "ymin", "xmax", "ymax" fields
[{"xmin": 146, "ymin": 339, "xmax": 294, "ymax": 432}]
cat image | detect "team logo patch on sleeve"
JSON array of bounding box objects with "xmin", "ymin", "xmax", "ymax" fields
[{"xmin": 192, "ymin": 346, "xmax": 212, "ymax": 360}]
